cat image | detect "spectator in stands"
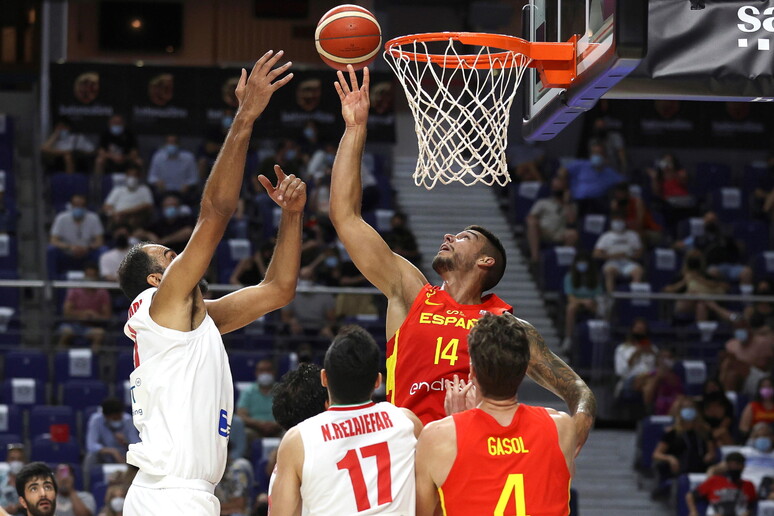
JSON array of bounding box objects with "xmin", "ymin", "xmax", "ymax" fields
[
  {"xmin": 663, "ymin": 249, "xmax": 727, "ymax": 322},
  {"xmin": 643, "ymin": 348, "xmax": 684, "ymax": 415},
  {"xmin": 99, "ymin": 227, "xmax": 131, "ymax": 282},
  {"xmin": 83, "ymin": 397, "xmax": 140, "ymax": 478},
  {"xmin": 646, "ymin": 152, "xmax": 695, "ymax": 229},
  {"xmin": 97, "ymin": 483, "xmax": 126, "ymax": 516},
  {"xmin": 41, "ymin": 117, "xmax": 95, "ymax": 174},
  {"xmin": 562, "ymin": 251, "xmax": 602, "ymax": 350},
  {"xmin": 744, "ymin": 280, "xmax": 774, "ymax": 328},
  {"xmin": 721, "ymin": 323, "xmax": 774, "ymax": 396},
  {"xmin": 102, "ymin": 166, "xmax": 154, "ymax": 231},
  {"xmin": 614, "ymin": 318, "xmax": 658, "ymax": 399},
  {"xmin": 249, "ymin": 140, "xmax": 305, "ymax": 237},
  {"xmin": 558, "ymin": 139, "xmax": 623, "ymax": 216},
  {"xmin": 652, "ymin": 396, "xmax": 716, "ymax": 499},
  {"xmin": 197, "ymin": 110, "xmax": 233, "ymax": 180},
  {"xmin": 610, "ymin": 182, "xmax": 662, "ymax": 248},
  {"xmin": 708, "ymin": 423, "xmax": 774, "ymax": 498},
  {"xmin": 58, "ymin": 263, "xmax": 111, "ymax": 351},
  {"xmin": 49, "ymin": 194, "xmax": 105, "ymax": 267},
  {"xmin": 54, "ymin": 463, "xmax": 95, "ymax": 516},
  {"xmin": 739, "ymin": 377, "xmax": 774, "ymax": 436},
  {"xmin": 0, "ymin": 443, "xmax": 25, "ymax": 515},
  {"xmin": 237, "ymin": 359, "xmax": 282, "ymax": 439},
  {"xmin": 147, "ymin": 135, "xmax": 199, "ymax": 205},
  {"xmin": 229, "ymin": 241, "xmax": 274, "ymax": 286},
  {"xmin": 702, "ymin": 392, "xmax": 736, "ymax": 448},
  {"xmin": 589, "ymin": 106, "xmax": 628, "ymax": 174},
  {"xmin": 214, "ymin": 441, "xmax": 253, "ymax": 516},
  {"xmin": 95, "ymin": 115, "xmax": 142, "ymax": 176},
  {"xmin": 526, "ymin": 176, "xmax": 577, "ymax": 264},
  {"xmin": 306, "ymin": 142, "xmax": 336, "ymax": 184},
  {"xmin": 592, "ymin": 211, "xmax": 644, "ymax": 294},
  {"xmin": 281, "ymin": 268, "xmax": 337, "ymax": 338},
  {"xmin": 383, "ymin": 212, "xmax": 421, "ymax": 267},
  {"xmin": 15, "ymin": 462, "xmax": 57, "ymax": 516},
  {"xmin": 685, "ymin": 451, "xmax": 756, "ymax": 516},
  {"xmin": 133, "ymin": 194, "xmax": 194, "ymax": 254}
]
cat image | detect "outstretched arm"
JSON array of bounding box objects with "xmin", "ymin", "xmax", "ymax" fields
[
  {"xmin": 329, "ymin": 65, "xmax": 425, "ymax": 308},
  {"xmin": 507, "ymin": 314, "xmax": 596, "ymax": 456},
  {"xmin": 206, "ymin": 166, "xmax": 305, "ymax": 334},
  {"xmin": 152, "ymin": 51, "xmax": 293, "ymax": 327}
]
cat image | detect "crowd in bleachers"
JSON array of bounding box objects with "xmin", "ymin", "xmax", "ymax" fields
[{"xmin": 509, "ymin": 100, "xmax": 774, "ymax": 514}]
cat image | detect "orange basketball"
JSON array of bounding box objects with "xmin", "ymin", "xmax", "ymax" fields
[{"xmin": 315, "ymin": 4, "xmax": 382, "ymax": 71}]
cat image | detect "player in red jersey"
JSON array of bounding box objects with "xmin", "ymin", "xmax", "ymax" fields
[
  {"xmin": 415, "ymin": 313, "xmax": 577, "ymax": 516},
  {"xmin": 329, "ymin": 65, "xmax": 595, "ymax": 444}
]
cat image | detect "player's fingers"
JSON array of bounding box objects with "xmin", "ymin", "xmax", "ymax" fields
[
  {"xmin": 287, "ymin": 180, "xmax": 306, "ymax": 202},
  {"xmin": 256, "ymin": 175, "xmax": 273, "ymax": 193},
  {"xmin": 273, "ymin": 165, "xmax": 287, "ymax": 183},
  {"xmin": 347, "ymin": 64, "xmax": 359, "ymax": 91},
  {"xmin": 277, "ymin": 173, "xmax": 298, "ymax": 202},
  {"xmin": 251, "ymin": 50, "xmax": 273, "ymax": 78},
  {"xmin": 362, "ymin": 66, "xmax": 370, "ymax": 97},
  {"xmin": 271, "ymin": 71, "xmax": 294, "ymax": 91},
  {"xmin": 337, "ymin": 70, "xmax": 351, "ymax": 95},
  {"xmin": 257, "ymin": 50, "xmax": 283, "ymax": 77},
  {"xmin": 334, "ymin": 81, "xmax": 345, "ymax": 100},
  {"xmin": 268, "ymin": 61, "xmax": 293, "ymax": 82}
]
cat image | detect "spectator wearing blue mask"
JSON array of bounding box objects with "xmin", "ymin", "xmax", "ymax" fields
[
  {"xmin": 148, "ymin": 134, "xmax": 199, "ymax": 205},
  {"xmin": 83, "ymin": 398, "xmax": 140, "ymax": 488},
  {"xmin": 95, "ymin": 114, "xmax": 142, "ymax": 175},
  {"xmin": 133, "ymin": 194, "xmax": 194, "ymax": 254},
  {"xmin": 558, "ymin": 139, "xmax": 624, "ymax": 217},
  {"xmin": 49, "ymin": 194, "xmax": 105, "ymax": 273},
  {"xmin": 562, "ymin": 251, "xmax": 602, "ymax": 351}
]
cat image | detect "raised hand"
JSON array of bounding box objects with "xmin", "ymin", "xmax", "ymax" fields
[
  {"xmin": 257, "ymin": 165, "xmax": 307, "ymax": 213},
  {"xmin": 334, "ymin": 64, "xmax": 370, "ymax": 127},
  {"xmin": 235, "ymin": 50, "xmax": 294, "ymax": 121}
]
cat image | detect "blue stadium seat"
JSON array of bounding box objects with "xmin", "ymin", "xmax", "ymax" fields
[
  {"xmin": 60, "ymin": 380, "xmax": 108, "ymax": 411},
  {"xmin": 751, "ymin": 251, "xmax": 774, "ymax": 278},
  {"xmin": 539, "ymin": 246, "xmax": 576, "ymax": 294},
  {"xmin": 509, "ymin": 181, "xmax": 548, "ymax": 227},
  {"xmin": 49, "ymin": 172, "xmax": 90, "ymax": 211},
  {"xmin": 91, "ymin": 481, "xmax": 108, "ymax": 514},
  {"xmin": 693, "ymin": 162, "xmax": 732, "ymax": 199},
  {"xmin": 115, "ymin": 350, "xmax": 135, "ymax": 383},
  {"xmin": 636, "ymin": 415, "xmax": 673, "ymax": 471},
  {"xmin": 579, "ymin": 214, "xmax": 607, "ymax": 251},
  {"xmin": 0, "ymin": 433, "xmax": 23, "ymax": 450},
  {"xmin": 4, "ymin": 349, "xmax": 48, "ymax": 382},
  {"xmin": 572, "ymin": 319, "xmax": 611, "ymax": 370},
  {"xmin": 648, "ymin": 248, "xmax": 681, "ymax": 292},
  {"xmin": 29, "ymin": 405, "xmax": 77, "ymax": 441},
  {"xmin": 1, "ymin": 378, "xmax": 46, "ymax": 407},
  {"xmin": 215, "ymin": 239, "xmax": 252, "ymax": 283},
  {"xmin": 742, "ymin": 162, "xmax": 774, "ymax": 194},
  {"xmin": 0, "ymin": 403, "xmax": 22, "ymax": 438},
  {"xmin": 614, "ymin": 282, "xmax": 659, "ymax": 327},
  {"xmin": 229, "ymin": 352, "xmax": 267, "ymax": 382},
  {"xmin": 0, "ymin": 234, "xmax": 18, "ymax": 274},
  {"xmin": 674, "ymin": 360, "xmax": 707, "ymax": 397},
  {"xmin": 710, "ymin": 187, "xmax": 748, "ymax": 221},
  {"xmin": 676, "ymin": 473, "xmax": 708, "ymax": 516},
  {"xmin": 733, "ymin": 219, "xmax": 769, "ymax": 259},
  {"xmin": 54, "ymin": 349, "xmax": 100, "ymax": 382},
  {"xmin": 676, "ymin": 217, "xmax": 706, "ymax": 241},
  {"xmin": 30, "ymin": 436, "xmax": 80, "ymax": 463}
]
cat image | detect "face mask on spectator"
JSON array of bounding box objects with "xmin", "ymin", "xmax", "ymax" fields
[
  {"xmin": 257, "ymin": 373, "xmax": 274, "ymax": 387},
  {"xmin": 727, "ymin": 469, "xmax": 743, "ymax": 482},
  {"xmin": 285, "ymin": 149, "xmax": 298, "ymax": 161},
  {"xmin": 590, "ymin": 154, "xmax": 604, "ymax": 168},
  {"xmin": 610, "ymin": 220, "xmax": 626, "ymax": 233},
  {"xmin": 165, "ymin": 144, "xmax": 179, "ymax": 156},
  {"xmin": 662, "ymin": 358, "xmax": 675, "ymax": 370},
  {"xmin": 110, "ymin": 125, "xmax": 124, "ymax": 136},
  {"xmin": 325, "ymin": 256, "xmax": 338, "ymax": 268},
  {"xmin": 760, "ymin": 387, "xmax": 774, "ymax": 399},
  {"xmin": 735, "ymin": 329, "xmax": 748, "ymax": 342},
  {"xmin": 59, "ymin": 129, "xmax": 70, "ymax": 139},
  {"xmin": 72, "ymin": 207, "xmax": 86, "ymax": 220},
  {"xmin": 8, "ymin": 461, "xmax": 23, "ymax": 475},
  {"xmin": 754, "ymin": 436, "xmax": 772, "ymax": 453},
  {"xmin": 163, "ymin": 206, "xmax": 178, "ymax": 219},
  {"xmin": 125, "ymin": 177, "xmax": 139, "ymax": 190},
  {"xmin": 575, "ymin": 262, "xmax": 588, "ymax": 273},
  {"xmin": 303, "ymin": 126, "xmax": 316, "ymax": 141},
  {"xmin": 110, "ymin": 497, "xmax": 125, "ymax": 512},
  {"xmin": 108, "ymin": 420, "xmax": 123, "ymax": 431},
  {"xmin": 221, "ymin": 116, "xmax": 233, "ymax": 130},
  {"xmin": 658, "ymin": 159, "xmax": 673, "ymax": 170},
  {"xmin": 680, "ymin": 407, "xmax": 697, "ymax": 421}
]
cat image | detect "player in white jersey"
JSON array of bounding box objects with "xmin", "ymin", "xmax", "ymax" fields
[
  {"xmin": 117, "ymin": 50, "xmax": 302, "ymax": 516},
  {"xmin": 271, "ymin": 326, "xmax": 422, "ymax": 516}
]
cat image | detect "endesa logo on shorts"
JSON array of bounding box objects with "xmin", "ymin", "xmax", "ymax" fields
[{"xmin": 738, "ymin": 6, "xmax": 774, "ymax": 50}]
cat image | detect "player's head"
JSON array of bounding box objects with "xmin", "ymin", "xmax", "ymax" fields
[
  {"xmin": 272, "ymin": 363, "xmax": 328, "ymax": 430},
  {"xmin": 468, "ymin": 314, "xmax": 530, "ymax": 401},
  {"xmin": 323, "ymin": 325, "xmax": 381, "ymax": 405},
  {"xmin": 16, "ymin": 462, "xmax": 57, "ymax": 516},
  {"xmin": 432, "ymin": 225, "xmax": 506, "ymax": 292},
  {"xmin": 118, "ymin": 242, "xmax": 210, "ymax": 301}
]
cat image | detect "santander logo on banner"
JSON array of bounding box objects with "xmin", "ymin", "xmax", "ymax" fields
[{"xmin": 737, "ymin": 5, "xmax": 774, "ymax": 50}]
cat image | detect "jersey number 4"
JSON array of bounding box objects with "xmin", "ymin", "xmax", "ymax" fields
[
  {"xmin": 433, "ymin": 337, "xmax": 459, "ymax": 366},
  {"xmin": 495, "ymin": 474, "xmax": 529, "ymax": 516},
  {"xmin": 337, "ymin": 442, "xmax": 392, "ymax": 512}
]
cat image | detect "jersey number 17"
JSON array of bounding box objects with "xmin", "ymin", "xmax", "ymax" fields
[{"xmin": 337, "ymin": 441, "xmax": 392, "ymax": 512}]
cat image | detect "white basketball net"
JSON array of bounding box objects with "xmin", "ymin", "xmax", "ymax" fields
[{"xmin": 384, "ymin": 38, "xmax": 532, "ymax": 189}]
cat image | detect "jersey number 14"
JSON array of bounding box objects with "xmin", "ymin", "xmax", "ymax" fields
[
  {"xmin": 337, "ymin": 442, "xmax": 392, "ymax": 512},
  {"xmin": 434, "ymin": 337, "xmax": 459, "ymax": 366}
]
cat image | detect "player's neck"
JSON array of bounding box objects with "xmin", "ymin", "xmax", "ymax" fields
[
  {"xmin": 479, "ymin": 397, "xmax": 520, "ymax": 426},
  {"xmin": 441, "ymin": 275, "xmax": 484, "ymax": 305}
]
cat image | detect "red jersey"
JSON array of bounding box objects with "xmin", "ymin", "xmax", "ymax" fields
[
  {"xmin": 696, "ymin": 474, "xmax": 756, "ymax": 515},
  {"xmin": 385, "ymin": 284, "xmax": 511, "ymax": 424},
  {"xmin": 440, "ymin": 405, "xmax": 571, "ymax": 516},
  {"xmin": 750, "ymin": 401, "xmax": 774, "ymax": 426}
]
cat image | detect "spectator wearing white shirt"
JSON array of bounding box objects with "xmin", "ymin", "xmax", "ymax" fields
[
  {"xmin": 614, "ymin": 318, "xmax": 658, "ymax": 398},
  {"xmin": 147, "ymin": 134, "xmax": 199, "ymax": 204},
  {"xmin": 99, "ymin": 227, "xmax": 131, "ymax": 281},
  {"xmin": 41, "ymin": 117, "xmax": 96, "ymax": 174},
  {"xmin": 593, "ymin": 211, "xmax": 644, "ymax": 293},
  {"xmin": 102, "ymin": 166, "xmax": 154, "ymax": 230},
  {"xmin": 49, "ymin": 194, "xmax": 105, "ymax": 272}
]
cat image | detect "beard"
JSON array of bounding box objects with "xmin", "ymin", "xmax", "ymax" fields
[
  {"xmin": 432, "ymin": 254, "xmax": 455, "ymax": 275},
  {"xmin": 27, "ymin": 499, "xmax": 56, "ymax": 516}
]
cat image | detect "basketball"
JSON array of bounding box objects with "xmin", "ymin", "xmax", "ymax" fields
[{"xmin": 315, "ymin": 4, "xmax": 382, "ymax": 71}]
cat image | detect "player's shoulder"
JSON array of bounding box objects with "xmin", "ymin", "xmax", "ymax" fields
[
  {"xmin": 544, "ymin": 407, "xmax": 573, "ymax": 429},
  {"xmin": 419, "ymin": 414, "xmax": 456, "ymax": 440}
]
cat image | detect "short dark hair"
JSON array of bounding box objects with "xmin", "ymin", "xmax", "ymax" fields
[
  {"xmin": 101, "ymin": 397, "xmax": 124, "ymax": 417},
  {"xmin": 118, "ymin": 242, "xmax": 163, "ymax": 300},
  {"xmin": 16, "ymin": 462, "xmax": 57, "ymax": 498},
  {"xmin": 465, "ymin": 225, "xmax": 506, "ymax": 291},
  {"xmin": 468, "ymin": 314, "xmax": 530, "ymax": 400},
  {"xmin": 726, "ymin": 451, "xmax": 746, "ymax": 465},
  {"xmin": 272, "ymin": 363, "xmax": 328, "ymax": 430},
  {"xmin": 323, "ymin": 326, "xmax": 380, "ymax": 405}
]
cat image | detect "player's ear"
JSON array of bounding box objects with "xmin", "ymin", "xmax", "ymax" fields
[
  {"xmin": 320, "ymin": 369, "xmax": 328, "ymax": 388},
  {"xmin": 374, "ymin": 372, "xmax": 382, "ymax": 391},
  {"xmin": 18, "ymin": 496, "xmax": 28, "ymax": 511},
  {"xmin": 147, "ymin": 272, "xmax": 163, "ymax": 288},
  {"xmin": 477, "ymin": 255, "xmax": 494, "ymax": 268}
]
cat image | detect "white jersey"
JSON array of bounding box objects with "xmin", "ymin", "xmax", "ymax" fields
[
  {"xmin": 124, "ymin": 287, "xmax": 234, "ymax": 484},
  {"xmin": 297, "ymin": 401, "xmax": 416, "ymax": 516}
]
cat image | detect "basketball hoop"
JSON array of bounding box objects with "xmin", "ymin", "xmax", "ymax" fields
[{"xmin": 384, "ymin": 32, "xmax": 576, "ymax": 189}]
